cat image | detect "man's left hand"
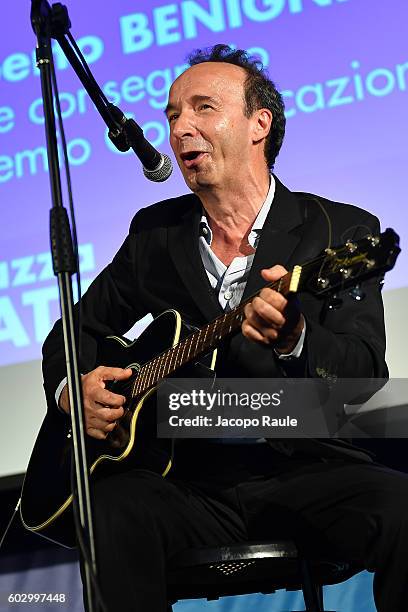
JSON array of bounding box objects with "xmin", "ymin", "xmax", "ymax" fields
[{"xmin": 242, "ymin": 265, "xmax": 305, "ymax": 354}]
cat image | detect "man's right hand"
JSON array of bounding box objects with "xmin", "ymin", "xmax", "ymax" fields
[{"xmin": 59, "ymin": 366, "xmax": 133, "ymax": 440}]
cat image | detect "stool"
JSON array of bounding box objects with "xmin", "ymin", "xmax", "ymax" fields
[{"xmin": 167, "ymin": 540, "xmax": 359, "ymax": 611}]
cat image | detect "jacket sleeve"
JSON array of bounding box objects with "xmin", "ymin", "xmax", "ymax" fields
[
  {"xmin": 277, "ymin": 210, "xmax": 388, "ymax": 396},
  {"xmin": 42, "ymin": 212, "xmax": 148, "ymax": 413}
]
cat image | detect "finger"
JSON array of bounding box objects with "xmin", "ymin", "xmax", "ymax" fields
[
  {"xmin": 251, "ymin": 296, "xmax": 286, "ymax": 328},
  {"xmin": 258, "ymin": 287, "xmax": 288, "ymax": 312},
  {"xmin": 87, "ymin": 427, "xmax": 108, "ymax": 440},
  {"xmin": 86, "ymin": 406, "xmax": 124, "ymax": 433},
  {"xmin": 89, "ymin": 387, "xmax": 127, "ymax": 407},
  {"xmin": 85, "ymin": 405, "xmax": 124, "ymax": 426},
  {"xmin": 87, "ymin": 416, "xmax": 118, "ymax": 432},
  {"xmin": 244, "ymin": 303, "xmax": 270, "ymax": 331},
  {"xmin": 91, "ymin": 406, "xmax": 125, "ymax": 422},
  {"xmin": 245, "ymin": 299, "xmax": 286, "ymax": 329},
  {"xmin": 261, "ymin": 265, "xmax": 288, "ymax": 282},
  {"xmin": 242, "ymin": 319, "xmax": 278, "ymax": 344},
  {"xmin": 96, "ymin": 366, "xmax": 133, "ymax": 381},
  {"xmin": 243, "ymin": 303, "xmax": 281, "ymax": 343},
  {"xmin": 246, "ymin": 306, "xmax": 273, "ymax": 331},
  {"xmin": 242, "ymin": 319, "xmax": 267, "ymax": 343}
]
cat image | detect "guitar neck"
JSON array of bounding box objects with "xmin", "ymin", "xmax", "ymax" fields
[{"xmin": 132, "ymin": 270, "xmax": 297, "ymax": 397}]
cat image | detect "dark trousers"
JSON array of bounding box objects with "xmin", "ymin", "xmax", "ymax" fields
[{"xmin": 89, "ymin": 442, "xmax": 408, "ymax": 612}]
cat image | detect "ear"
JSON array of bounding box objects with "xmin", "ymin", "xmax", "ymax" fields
[{"xmin": 251, "ymin": 109, "xmax": 273, "ymax": 144}]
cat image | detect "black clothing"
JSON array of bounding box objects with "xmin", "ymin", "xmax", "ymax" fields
[
  {"xmin": 43, "ymin": 176, "xmax": 388, "ymax": 464},
  {"xmin": 91, "ymin": 449, "xmax": 408, "ymax": 612},
  {"xmin": 43, "ymin": 177, "xmax": 404, "ymax": 612}
]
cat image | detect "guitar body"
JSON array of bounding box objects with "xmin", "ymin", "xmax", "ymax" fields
[{"xmin": 20, "ymin": 310, "xmax": 217, "ymax": 547}]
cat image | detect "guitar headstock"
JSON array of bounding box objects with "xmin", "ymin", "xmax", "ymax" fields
[{"xmin": 300, "ymin": 228, "xmax": 400, "ymax": 296}]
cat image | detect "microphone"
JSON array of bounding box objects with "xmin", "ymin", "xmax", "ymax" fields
[{"xmin": 108, "ymin": 105, "xmax": 172, "ymax": 182}]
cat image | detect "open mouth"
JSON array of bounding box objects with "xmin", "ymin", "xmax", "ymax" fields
[
  {"xmin": 180, "ymin": 151, "xmax": 207, "ymax": 167},
  {"xmin": 180, "ymin": 151, "xmax": 202, "ymax": 161}
]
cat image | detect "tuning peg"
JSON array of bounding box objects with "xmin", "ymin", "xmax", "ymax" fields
[
  {"xmin": 345, "ymin": 240, "xmax": 357, "ymax": 253},
  {"xmin": 348, "ymin": 284, "xmax": 366, "ymax": 301},
  {"xmin": 367, "ymin": 235, "xmax": 380, "ymax": 247},
  {"xmin": 327, "ymin": 294, "xmax": 343, "ymax": 310}
]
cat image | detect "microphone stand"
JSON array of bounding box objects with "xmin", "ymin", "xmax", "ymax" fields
[
  {"xmin": 30, "ymin": 2, "xmax": 99, "ymax": 611},
  {"xmin": 47, "ymin": 3, "xmax": 172, "ymax": 180}
]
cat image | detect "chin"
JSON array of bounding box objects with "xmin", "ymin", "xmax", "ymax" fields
[{"xmin": 184, "ymin": 169, "xmax": 214, "ymax": 193}]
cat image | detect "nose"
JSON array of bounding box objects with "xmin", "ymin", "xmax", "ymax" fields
[{"xmin": 171, "ymin": 110, "xmax": 197, "ymax": 140}]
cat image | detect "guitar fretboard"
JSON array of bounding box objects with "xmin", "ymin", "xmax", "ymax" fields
[{"xmin": 131, "ymin": 274, "xmax": 291, "ymax": 398}]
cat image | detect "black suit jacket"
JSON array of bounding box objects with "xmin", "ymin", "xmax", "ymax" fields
[{"xmin": 42, "ymin": 176, "xmax": 388, "ymax": 463}]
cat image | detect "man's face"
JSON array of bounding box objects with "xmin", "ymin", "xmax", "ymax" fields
[{"xmin": 166, "ymin": 62, "xmax": 255, "ymax": 193}]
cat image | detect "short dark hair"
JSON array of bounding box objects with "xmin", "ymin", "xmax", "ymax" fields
[{"xmin": 187, "ymin": 44, "xmax": 285, "ymax": 170}]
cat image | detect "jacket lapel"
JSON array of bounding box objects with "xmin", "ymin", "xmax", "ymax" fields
[
  {"xmin": 167, "ymin": 194, "xmax": 223, "ymax": 322},
  {"xmin": 167, "ymin": 177, "xmax": 307, "ymax": 324},
  {"xmin": 241, "ymin": 176, "xmax": 305, "ymax": 302}
]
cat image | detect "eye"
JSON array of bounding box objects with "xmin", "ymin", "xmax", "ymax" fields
[
  {"xmin": 168, "ymin": 113, "xmax": 179, "ymax": 123},
  {"xmin": 198, "ymin": 104, "xmax": 212, "ymax": 111}
]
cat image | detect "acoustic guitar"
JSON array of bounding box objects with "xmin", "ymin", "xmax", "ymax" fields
[{"xmin": 20, "ymin": 229, "xmax": 400, "ymax": 547}]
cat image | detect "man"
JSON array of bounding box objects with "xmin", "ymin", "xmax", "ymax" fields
[{"xmin": 43, "ymin": 45, "xmax": 408, "ymax": 611}]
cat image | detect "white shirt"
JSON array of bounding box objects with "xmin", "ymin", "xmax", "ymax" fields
[
  {"xmin": 198, "ymin": 175, "xmax": 305, "ymax": 360},
  {"xmin": 55, "ymin": 177, "xmax": 304, "ymax": 406}
]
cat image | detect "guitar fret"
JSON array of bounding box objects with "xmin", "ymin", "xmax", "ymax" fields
[
  {"xmin": 146, "ymin": 359, "xmax": 155, "ymax": 388},
  {"xmin": 131, "ymin": 375, "xmax": 139, "ymax": 399},
  {"xmin": 203, "ymin": 324, "xmax": 209, "ymax": 346},
  {"xmin": 186, "ymin": 335, "xmax": 194, "ymax": 361},
  {"xmin": 133, "ymin": 371, "xmax": 142, "ymax": 397},
  {"xmin": 224, "ymin": 312, "xmax": 234, "ymax": 333},
  {"xmin": 139, "ymin": 364, "xmax": 148, "ymax": 394},
  {"xmin": 211, "ymin": 319, "xmax": 218, "ymax": 341},
  {"xmin": 196, "ymin": 327, "xmax": 210, "ymax": 357},
  {"xmin": 146, "ymin": 363, "xmax": 153, "ymax": 388},
  {"xmin": 193, "ymin": 329, "xmax": 201, "ymax": 355},
  {"xmin": 154, "ymin": 355, "xmax": 161, "ymax": 381},
  {"xmin": 179, "ymin": 338, "xmax": 187, "ymax": 366},
  {"xmin": 151, "ymin": 360, "xmax": 160, "ymax": 387},
  {"xmin": 172, "ymin": 341, "xmax": 183, "ymax": 371},
  {"xmin": 162, "ymin": 349, "xmax": 171, "ymax": 378},
  {"xmin": 217, "ymin": 318, "xmax": 222, "ymax": 339},
  {"xmin": 185, "ymin": 336, "xmax": 193, "ymax": 360},
  {"xmin": 139, "ymin": 369, "xmax": 147, "ymax": 394},
  {"xmin": 155, "ymin": 357, "xmax": 162, "ymax": 383},
  {"xmin": 167, "ymin": 344, "xmax": 175, "ymax": 374},
  {"xmin": 157, "ymin": 354, "xmax": 165, "ymax": 380},
  {"xmin": 218, "ymin": 317, "xmax": 225, "ymax": 337}
]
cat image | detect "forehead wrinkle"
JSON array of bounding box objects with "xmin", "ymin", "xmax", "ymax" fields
[
  {"xmin": 172, "ymin": 63, "xmax": 245, "ymax": 93},
  {"xmin": 165, "ymin": 94, "xmax": 222, "ymax": 118},
  {"xmin": 166, "ymin": 63, "xmax": 248, "ymax": 118}
]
